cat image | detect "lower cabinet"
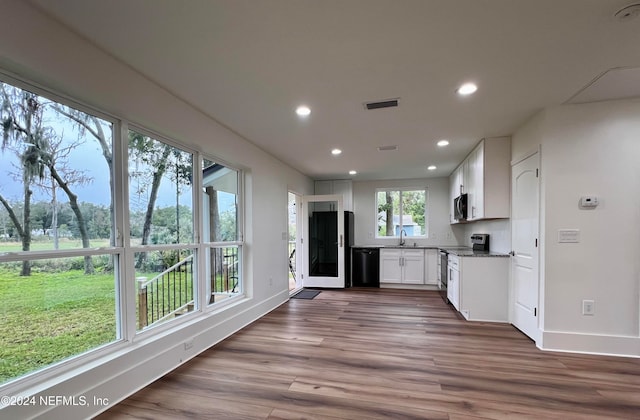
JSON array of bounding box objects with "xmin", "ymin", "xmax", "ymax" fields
[
  {"xmin": 424, "ymin": 249, "xmax": 438, "ymax": 286},
  {"xmin": 380, "ymin": 248, "xmax": 424, "ymax": 284},
  {"xmin": 448, "ymin": 255, "xmax": 509, "ymax": 322},
  {"xmin": 447, "ymin": 255, "xmax": 460, "ymax": 309}
]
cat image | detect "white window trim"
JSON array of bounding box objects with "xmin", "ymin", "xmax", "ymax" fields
[{"xmin": 375, "ymin": 186, "xmax": 429, "ymax": 239}]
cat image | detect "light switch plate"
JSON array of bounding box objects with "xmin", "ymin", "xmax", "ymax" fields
[{"xmin": 558, "ymin": 229, "xmax": 580, "ymax": 243}]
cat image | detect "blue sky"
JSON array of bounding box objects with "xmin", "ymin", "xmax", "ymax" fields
[{"xmin": 0, "ymin": 84, "xmax": 235, "ymax": 214}]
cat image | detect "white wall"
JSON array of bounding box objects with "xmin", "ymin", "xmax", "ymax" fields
[
  {"xmin": 0, "ymin": 1, "xmax": 313, "ymax": 418},
  {"xmin": 460, "ymin": 220, "xmax": 510, "ymax": 254},
  {"xmin": 512, "ymin": 99, "xmax": 640, "ymax": 356},
  {"xmin": 352, "ymin": 177, "xmax": 459, "ymax": 247}
]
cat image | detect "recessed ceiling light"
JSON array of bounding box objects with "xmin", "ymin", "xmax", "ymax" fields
[
  {"xmin": 349, "ymin": 170, "xmax": 357, "ymax": 175},
  {"xmin": 295, "ymin": 105, "xmax": 311, "ymax": 116},
  {"xmin": 331, "ymin": 148, "xmax": 342, "ymax": 155},
  {"xmin": 427, "ymin": 165, "xmax": 437, "ymax": 171},
  {"xmin": 457, "ymin": 82, "xmax": 478, "ymax": 96},
  {"xmin": 437, "ymin": 139, "xmax": 449, "ymax": 147}
]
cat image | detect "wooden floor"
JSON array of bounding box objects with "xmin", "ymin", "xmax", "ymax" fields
[{"xmin": 98, "ymin": 288, "xmax": 640, "ymax": 419}]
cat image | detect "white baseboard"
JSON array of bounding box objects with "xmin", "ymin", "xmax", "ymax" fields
[{"xmin": 540, "ymin": 330, "xmax": 640, "ymax": 358}]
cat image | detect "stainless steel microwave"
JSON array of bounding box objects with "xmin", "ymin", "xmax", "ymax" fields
[{"xmin": 454, "ymin": 193, "xmax": 468, "ymax": 221}]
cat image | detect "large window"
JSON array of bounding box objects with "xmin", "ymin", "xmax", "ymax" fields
[
  {"xmin": 376, "ymin": 188, "xmax": 427, "ymax": 238},
  {"xmin": 0, "ymin": 75, "xmax": 244, "ymax": 386},
  {"xmin": 0, "ymin": 79, "xmax": 118, "ymax": 384},
  {"xmin": 202, "ymin": 158, "xmax": 241, "ymax": 305},
  {"xmin": 128, "ymin": 129, "xmax": 196, "ymax": 330}
]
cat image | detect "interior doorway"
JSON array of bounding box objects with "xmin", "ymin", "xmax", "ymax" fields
[
  {"xmin": 510, "ymin": 151, "xmax": 540, "ymax": 342},
  {"xmin": 288, "ymin": 191, "xmax": 303, "ymax": 293}
]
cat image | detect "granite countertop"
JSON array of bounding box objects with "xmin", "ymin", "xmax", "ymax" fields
[
  {"xmin": 443, "ymin": 248, "xmax": 510, "ymax": 258},
  {"xmin": 352, "ymin": 245, "xmax": 510, "ymax": 257},
  {"xmin": 352, "ymin": 244, "xmax": 440, "ymax": 250}
]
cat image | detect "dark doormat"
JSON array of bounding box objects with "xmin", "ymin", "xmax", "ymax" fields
[{"xmin": 291, "ymin": 289, "xmax": 321, "ymax": 300}]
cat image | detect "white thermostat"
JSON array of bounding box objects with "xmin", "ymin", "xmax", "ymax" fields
[{"xmin": 580, "ymin": 196, "xmax": 598, "ymax": 208}]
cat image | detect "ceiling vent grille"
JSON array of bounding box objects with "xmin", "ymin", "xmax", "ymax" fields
[
  {"xmin": 377, "ymin": 145, "xmax": 398, "ymax": 152},
  {"xmin": 364, "ymin": 98, "xmax": 399, "ymax": 110}
]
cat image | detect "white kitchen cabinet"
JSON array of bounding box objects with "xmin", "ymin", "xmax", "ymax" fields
[
  {"xmin": 466, "ymin": 143, "xmax": 483, "ymax": 220},
  {"xmin": 314, "ymin": 180, "xmax": 353, "ymax": 211},
  {"xmin": 447, "ymin": 255, "xmax": 460, "ymax": 310},
  {"xmin": 466, "ymin": 137, "xmax": 510, "ymax": 220},
  {"xmin": 449, "ymin": 137, "xmax": 510, "ymax": 223},
  {"xmin": 380, "ymin": 248, "xmax": 424, "ymax": 284},
  {"xmin": 449, "ymin": 164, "xmax": 465, "ymax": 224},
  {"xmin": 449, "ymin": 255, "xmax": 509, "ymax": 322},
  {"xmin": 380, "ymin": 249, "xmax": 402, "ymax": 283},
  {"xmin": 424, "ymin": 249, "xmax": 438, "ymax": 286}
]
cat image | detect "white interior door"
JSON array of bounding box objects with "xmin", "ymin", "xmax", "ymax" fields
[
  {"xmin": 302, "ymin": 194, "xmax": 345, "ymax": 288},
  {"xmin": 287, "ymin": 192, "xmax": 303, "ymax": 292},
  {"xmin": 511, "ymin": 152, "xmax": 540, "ymax": 341}
]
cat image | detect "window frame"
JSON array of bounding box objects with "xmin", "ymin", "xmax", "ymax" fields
[
  {"xmin": 0, "ymin": 70, "xmax": 128, "ymax": 387},
  {"xmin": 0, "ymin": 68, "xmax": 246, "ymax": 390},
  {"xmin": 199, "ymin": 154, "xmax": 244, "ymax": 310},
  {"xmin": 375, "ymin": 186, "xmax": 428, "ymax": 239}
]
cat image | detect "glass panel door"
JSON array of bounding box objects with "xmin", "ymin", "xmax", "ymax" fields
[{"xmin": 302, "ymin": 195, "xmax": 344, "ymax": 288}]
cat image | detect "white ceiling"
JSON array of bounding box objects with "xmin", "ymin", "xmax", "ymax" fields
[{"xmin": 30, "ymin": 0, "xmax": 640, "ymax": 180}]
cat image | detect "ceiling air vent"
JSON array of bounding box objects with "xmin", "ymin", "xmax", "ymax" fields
[
  {"xmin": 364, "ymin": 98, "xmax": 399, "ymax": 110},
  {"xmin": 377, "ymin": 145, "xmax": 398, "ymax": 152}
]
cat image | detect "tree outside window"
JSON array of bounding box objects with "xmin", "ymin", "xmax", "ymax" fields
[{"xmin": 376, "ymin": 188, "xmax": 427, "ymax": 238}]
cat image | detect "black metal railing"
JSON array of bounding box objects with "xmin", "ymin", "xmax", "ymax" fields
[
  {"xmin": 137, "ymin": 255, "xmax": 194, "ymax": 329},
  {"xmin": 209, "ymin": 246, "xmax": 239, "ymax": 303}
]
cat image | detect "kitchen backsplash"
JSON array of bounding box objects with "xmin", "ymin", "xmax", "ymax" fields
[{"xmin": 461, "ymin": 219, "xmax": 510, "ymax": 254}]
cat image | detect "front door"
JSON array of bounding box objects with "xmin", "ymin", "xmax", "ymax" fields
[
  {"xmin": 302, "ymin": 195, "xmax": 345, "ymax": 288},
  {"xmin": 511, "ymin": 152, "xmax": 540, "ymax": 341}
]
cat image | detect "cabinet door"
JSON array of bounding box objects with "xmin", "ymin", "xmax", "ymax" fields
[
  {"xmin": 448, "ymin": 266, "xmax": 460, "ymax": 310},
  {"xmin": 468, "ymin": 143, "xmax": 484, "ymax": 220},
  {"xmin": 380, "ymin": 249, "xmax": 402, "ymax": 283},
  {"xmin": 401, "ymin": 250, "xmax": 424, "ymax": 284},
  {"xmin": 332, "ymin": 180, "xmax": 353, "ymax": 212},
  {"xmin": 449, "ymin": 167, "xmax": 463, "ymax": 224},
  {"xmin": 314, "ymin": 180, "xmax": 333, "ymax": 195},
  {"xmin": 424, "ymin": 249, "xmax": 438, "ymax": 285}
]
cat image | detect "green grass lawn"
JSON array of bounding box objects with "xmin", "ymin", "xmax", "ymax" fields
[
  {"xmin": 0, "ymin": 238, "xmax": 111, "ymax": 253},
  {"xmin": 0, "ymin": 241, "xmax": 238, "ymax": 385},
  {"xmin": 0, "ymin": 268, "xmax": 117, "ymax": 384}
]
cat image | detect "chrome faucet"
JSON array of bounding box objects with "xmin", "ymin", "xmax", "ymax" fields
[{"xmin": 399, "ymin": 229, "xmax": 407, "ymax": 246}]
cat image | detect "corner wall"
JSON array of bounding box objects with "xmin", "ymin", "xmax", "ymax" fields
[{"xmin": 512, "ymin": 99, "xmax": 640, "ymax": 356}]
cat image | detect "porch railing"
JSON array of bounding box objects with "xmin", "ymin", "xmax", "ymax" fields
[
  {"xmin": 209, "ymin": 246, "xmax": 239, "ymax": 304},
  {"xmin": 137, "ymin": 255, "xmax": 194, "ymax": 329}
]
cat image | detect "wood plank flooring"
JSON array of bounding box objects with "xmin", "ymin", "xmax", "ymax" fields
[{"xmin": 97, "ymin": 288, "xmax": 640, "ymax": 419}]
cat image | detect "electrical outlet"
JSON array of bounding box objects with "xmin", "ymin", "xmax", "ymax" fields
[
  {"xmin": 184, "ymin": 339, "xmax": 194, "ymax": 350},
  {"xmin": 582, "ymin": 300, "xmax": 595, "ymax": 316}
]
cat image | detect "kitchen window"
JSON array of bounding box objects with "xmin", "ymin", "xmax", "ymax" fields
[{"xmin": 376, "ymin": 188, "xmax": 427, "ymax": 238}]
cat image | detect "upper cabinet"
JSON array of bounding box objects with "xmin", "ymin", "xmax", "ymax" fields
[
  {"xmin": 450, "ymin": 137, "xmax": 511, "ymax": 223},
  {"xmin": 314, "ymin": 180, "xmax": 353, "ymax": 211}
]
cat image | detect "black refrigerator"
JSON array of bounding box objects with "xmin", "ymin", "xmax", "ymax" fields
[{"xmin": 308, "ymin": 210, "xmax": 353, "ymax": 288}]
